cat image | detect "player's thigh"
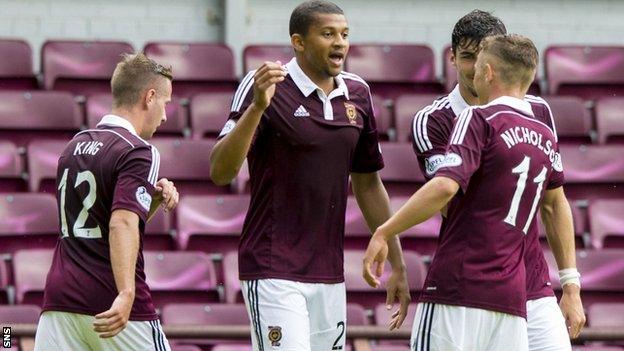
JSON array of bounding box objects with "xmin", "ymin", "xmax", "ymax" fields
[
  {"xmin": 485, "ymin": 310, "xmax": 528, "ymax": 351},
  {"xmin": 34, "ymin": 311, "xmax": 91, "ymax": 351},
  {"xmin": 87, "ymin": 318, "xmax": 171, "ymax": 351},
  {"xmin": 242, "ymin": 279, "xmax": 311, "ymax": 351},
  {"xmin": 308, "ymin": 282, "xmax": 347, "ymax": 351},
  {"xmin": 410, "ymin": 303, "xmax": 463, "ymax": 351},
  {"xmin": 527, "ymin": 296, "xmax": 571, "ymax": 351}
]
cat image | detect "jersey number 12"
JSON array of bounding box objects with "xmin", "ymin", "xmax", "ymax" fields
[
  {"xmin": 504, "ymin": 155, "xmax": 547, "ymax": 234},
  {"xmin": 58, "ymin": 168, "xmax": 102, "ymax": 238}
]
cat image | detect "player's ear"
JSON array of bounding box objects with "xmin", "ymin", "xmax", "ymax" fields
[
  {"xmin": 485, "ymin": 62, "xmax": 494, "ymax": 84},
  {"xmin": 291, "ymin": 34, "xmax": 304, "ymax": 54},
  {"xmin": 449, "ymin": 48, "xmax": 457, "ymax": 67},
  {"xmin": 144, "ymin": 88, "xmax": 156, "ymax": 108}
]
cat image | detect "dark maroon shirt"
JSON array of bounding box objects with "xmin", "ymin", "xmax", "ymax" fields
[
  {"xmin": 412, "ymin": 87, "xmax": 559, "ymax": 302},
  {"xmin": 42, "ymin": 115, "xmax": 159, "ymax": 321},
  {"xmin": 418, "ymin": 96, "xmax": 564, "ymax": 318},
  {"xmin": 219, "ymin": 58, "xmax": 384, "ymax": 283}
]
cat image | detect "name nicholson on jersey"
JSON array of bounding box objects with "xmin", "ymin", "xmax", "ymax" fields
[{"xmin": 500, "ymin": 126, "xmax": 563, "ymax": 171}]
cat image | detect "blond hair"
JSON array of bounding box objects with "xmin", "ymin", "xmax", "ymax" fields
[
  {"xmin": 110, "ymin": 53, "xmax": 173, "ymax": 108},
  {"xmin": 479, "ymin": 34, "xmax": 538, "ymax": 90}
]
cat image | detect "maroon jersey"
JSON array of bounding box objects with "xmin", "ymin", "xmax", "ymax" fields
[
  {"xmin": 412, "ymin": 87, "xmax": 558, "ymax": 302},
  {"xmin": 420, "ymin": 96, "xmax": 564, "ymax": 318},
  {"xmin": 42, "ymin": 115, "xmax": 159, "ymax": 321},
  {"xmin": 219, "ymin": 58, "xmax": 384, "ymax": 283}
]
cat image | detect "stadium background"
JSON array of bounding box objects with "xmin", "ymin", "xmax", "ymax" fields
[{"xmin": 1, "ymin": 0, "xmax": 624, "ymax": 350}]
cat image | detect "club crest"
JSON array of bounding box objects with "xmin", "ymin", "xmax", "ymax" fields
[
  {"xmin": 344, "ymin": 103, "xmax": 357, "ymax": 125},
  {"xmin": 268, "ymin": 326, "xmax": 282, "ymax": 346}
]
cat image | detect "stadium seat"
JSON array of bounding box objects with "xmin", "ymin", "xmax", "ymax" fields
[
  {"xmin": 86, "ymin": 94, "xmax": 188, "ymax": 138},
  {"xmin": 144, "ymin": 209, "xmax": 175, "ymax": 251},
  {"xmin": 170, "ymin": 344, "xmax": 203, "ymax": 351},
  {"xmin": 223, "ymin": 251, "xmax": 242, "ymax": 304},
  {"xmin": 347, "ymin": 303, "xmax": 369, "ymax": 326},
  {"xmin": 0, "ymin": 305, "xmax": 41, "ymax": 351},
  {"xmin": 0, "ymin": 259, "xmax": 9, "ymax": 304},
  {"xmin": 26, "ymin": 140, "xmax": 67, "ymax": 193},
  {"xmin": 176, "ymin": 194, "xmax": 250, "ymax": 252},
  {"xmin": 346, "ymin": 44, "xmax": 444, "ymax": 99},
  {"xmin": 212, "ymin": 345, "xmax": 252, "ymax": 351},
  {"xmin": 344, "ymin": 196, "xmax": 372, "ymax": 250},
  {"xmin": 589, "ymin": 200, "xmax": 624, "ymax": 249},
  {"xmin": 443, "ymin": 44, "xmax": 541, "ymax": 95},
  {"xmin": 13, "ymin": 249, "xmax": 54, "ymax": 306},
  {"xmin": 0, "ymin": 91, "xmax": 81, "ymax": 147},
  {"xmin": 162, "ymin": 303, "xmax": 249, "ymax": 348},
  {"xmin": 344, "ymin": 250, "xmax": 426, "ymax": 309},
  {"xmin": 372, "ymin": 93, "xmax": 393, "ymax": 141},
  {"xmin": 149, "ymin": 139, "xmax": 229, "ymax": 194},
  {"xmin": 545, "ymin": 249, "xmax": 624, "ymax": 307},
  {"xmin": 393, "ymin": 94, "xmax": 443, "ymax": 143},
  {"xmin": 0, "ymin": 193, "xmax": 59, "ymax": 254},
  {"xmin": 572, "ymin": 347, "xmax": 624, "ymax": 351},
  {"xmin": 389, "ymin": 197, "xmax": 442, "ymax": 256},
  {"xmin": 42, "ymin": 40, "xmax": 134, "ymax": 96},
  {"xmin": 0, "ymin": 141, "xmax": 26, "ymax": 192},
  {"xmin": 545, "ymin": 45, "xmax": 624, "ymax": 100},
  {"xmin": 0, "ymin": 39, "xmax": 38, "ymax": 90},
  {"xmin": 589, "ymin": 303, "xmax": 624, "ymax": 328},
  {"xmin": 378, "ymin": 142, "xmax": 425, "ymax": 196},
  {"xmin": 542, "ymin": 96, "xmax": 593, "ymax": 144},
  {"xmin": 144, "ymin": 251, "xmax": 220, "ymax": 308},
  {"xmin": 595, "ymin": 97, "xmax": 624, "ymax": 144},
  {"xmin": 189, "ymin": 92, "xmax": 233, "ymax": 139},
  {"xmin": 242, "ymin": 44, "xmax": 293, "ymax": 72},
  {"xmin": 143, "ymin": 42, "xmax": 237, "ymax": 98},
  {"xmin": 559, "ymin": 145, "xmax": 624, "ymax": 200}
]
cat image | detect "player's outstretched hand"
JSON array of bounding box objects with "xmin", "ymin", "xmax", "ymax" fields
[
  {"xmin": 93, "ymin": 291, "xmax": 134, "ymax": 338},
  {"xmin": 252, "ymin": 61, "xmax": 286, "ymax": 110},
  {"xmin": 385, "ymin": 268, "xmax": 411, "ymax": 330},
  {"xmin": 559, "ymin": 284, "xmax": 586, "ymax": 339},
  {"xmin": 154, "ymin": 178, "xmax": 179, "ymax": 213},
  {"xmin": 362, "ymin": 231, "xmax": 389, "ymax": 289}
]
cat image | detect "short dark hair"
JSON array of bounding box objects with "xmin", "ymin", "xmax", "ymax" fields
[
  {"xmin": 111, "ymin": 53, "xmax": 172, "ymax": 108},
  {"xmin": 452, "ymin": 10, "xmax": 506, "ymax": 53},
  {"xmin": 289, "ymin": 0, "xmax": 344, "ymax": 36},
  {"xmin": 480, "ymin": 34, "xmax": 538, "ymax": 88}
]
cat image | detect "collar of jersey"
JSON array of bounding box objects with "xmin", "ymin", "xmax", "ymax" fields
[
  {"xmin": 97, "ymin": 114, "xmax": 140, "ymax": 136},
  {"xmin": 285, "ymin": 57, "xmax": 349, "ymax": 100},
  {"xmin": 484, "ymin": 96, "xmax": 534, "ymax": 116},
  {"xmin": 449, "ymin": 84, "xmax": 470, "ymax": 116}
]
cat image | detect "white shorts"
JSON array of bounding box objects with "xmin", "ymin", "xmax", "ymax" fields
[
  {"xmin": 410, "ymin": 302, "xmax": 528, "ymax": 351},
  {"xmin": 241, "ymin": 279, "xmax": 346, "ymax": 351},
  {"xmin": 527, "ymin": 296, "xmax": 571, "ymax": 351},
  {"xmin": 34, "ymin": 311, "xmax": 171, "ymax": 351}
]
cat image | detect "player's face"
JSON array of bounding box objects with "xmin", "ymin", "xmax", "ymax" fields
[
  {"xmin": 144, "ymin": 79, "xmax": 172, "ymax": 139},
  {"xmin": 473, "ymin": 53, "xmax": 490, "ymax": 105},
  {"xmin": 299, "ymin": 13, "xmax": 349, "ymax": 78},
  {"xmin": 451, "ymin": 39, "xmax": 480, "ymax": 97}
]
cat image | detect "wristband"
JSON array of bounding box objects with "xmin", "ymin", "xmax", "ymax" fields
[{"xmin": 559, "ymin": 268, "xmax": 581, "ymax": 288}]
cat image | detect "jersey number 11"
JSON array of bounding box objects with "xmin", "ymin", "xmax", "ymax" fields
[{"xmin": 504, "ymin": 155, "xmax": 547, "ymax": 234}]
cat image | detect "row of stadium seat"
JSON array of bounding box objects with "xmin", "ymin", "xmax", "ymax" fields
[
  {"xmin": 2, "ymin": 301, "xmax": 623, "ymax": 350},
  {"xmin": 1, "ymin": 249, "xmax": 623, "ymax": 310},
  {"xmin": 1, "ymin": 39, "xmax": 624, "ymax": 100},
  {"xmin": 1, "ymin": 140, "xmax": 623, "ymax": 200},
  {"xmin": 1, "ymin": 90, "xmax": 623, "ymax": 145},
  {"xmin": 0, "ymin": 190, "xmax": 622, "ymax": 251}
]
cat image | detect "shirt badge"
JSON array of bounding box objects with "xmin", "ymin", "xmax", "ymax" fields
[
  {"xmin": 344, "ymin": 103, "xmax": 357, "ymax": 125},
  {"xmin": 268, "ymin": 326, "xmax": 282, "ymax": 347},
  {"xmin": 135, "ymin": 186, "xmax": 152, "ymax": 211}
]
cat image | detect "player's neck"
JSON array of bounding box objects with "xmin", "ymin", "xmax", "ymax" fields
[
  {"xmin": 296, "ymin": 57, "xmax": 335, "ymax": 95},
  {"xmin": 110, "ymin": 107, "xmax": 143, "ymax": 136},
  {"xmin": 458, "ymin": 83, "xmax": 479, "ymax": 106},
  {"xmin": 483, "ymin": 86, "xmax": 526, "ymax": 105}
]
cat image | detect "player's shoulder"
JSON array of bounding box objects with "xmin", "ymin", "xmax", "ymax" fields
[
  {"xmin": 340, "ymin": 70, "xmax": 371, "ymax": 97},
  {"xmin": 414, "ymin": 95, "xmax": 453, "ymax": 121},
  {"xmin": 74, "ymin": 126, "xmax": 156, "ymax": 156}
]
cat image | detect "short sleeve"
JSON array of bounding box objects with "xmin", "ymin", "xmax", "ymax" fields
[
  {"xmin": 412, "ymin": 107, "xmax": 453, "ymax": 180},
  {"xmin": 350, "ymin": 89, "xmax": 384, "ymax": 173},
  {"xmin": 112, "ymin": 145, "xmax": 158, "ymax": 223},
  {"xmin": 218, "ymin": 70, "xmax": 256, "ymax": 140},
  {"xmin": 436, "ymin": 108, "xmax": 489, "ymax": 192}
]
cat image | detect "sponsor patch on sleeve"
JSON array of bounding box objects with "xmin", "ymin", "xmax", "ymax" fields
[
  {"xmin": 218, "ymin": 120, "xmax": 237, "ymax": 137},
  {"xmin": 426, "ymin": 153, "xmax": 463, "ymax": 175},
  {"xmin": 552, "ymin": 152, "xmax": 563, "ymax": 172},
  {"xmin": 135, "ymin": 186, "xmax": 152, "ymax": 211}
]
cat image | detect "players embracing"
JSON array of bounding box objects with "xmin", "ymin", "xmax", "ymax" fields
[{"xmin": 363, "ymin": 12, "xmax": 585, "ymax": 351}]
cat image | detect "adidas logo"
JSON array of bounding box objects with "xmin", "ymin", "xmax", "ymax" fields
[{"xmin": 293, "ymin": 105, "xmax": 310, "ymax": 117}]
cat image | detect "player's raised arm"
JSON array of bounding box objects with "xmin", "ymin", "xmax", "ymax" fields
[
  {"xmin": 540, "ymin": 187, "xmax": 586, "ymax": 338},
  {"xmin": 209, "ymin": 61, "xmax": 286, "ymax": 185}
]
